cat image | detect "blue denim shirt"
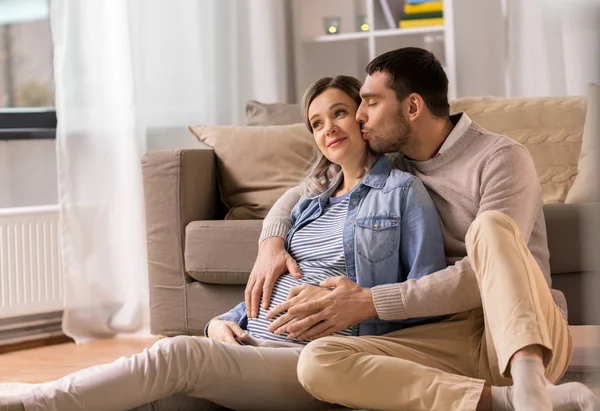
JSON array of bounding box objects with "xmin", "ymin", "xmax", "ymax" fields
[{"xmin": 206, "ymin": 155, "xmax": 446, "ymax": 337}]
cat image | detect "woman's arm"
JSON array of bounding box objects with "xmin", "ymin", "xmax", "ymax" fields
[{"xmin": 203, "ymin": 301, "xmax": 247, "ymax": 337}]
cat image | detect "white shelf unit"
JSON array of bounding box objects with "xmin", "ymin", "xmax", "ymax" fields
[{"xmin": 291, "ymin": 0, "xmax": 457, "ymax": 102}]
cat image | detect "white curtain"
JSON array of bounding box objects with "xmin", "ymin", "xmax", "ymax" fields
[
  {"xmin": 506, "ymin": 0, "xmax": 600, "ymax": 97},
  {"xmin": 51, "ymin": 0, "xmax": 292, "ymax": 343}
]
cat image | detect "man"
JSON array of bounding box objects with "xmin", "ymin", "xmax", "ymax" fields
[{"xmin": 245, "ymin": 48, "xmax": 600, "ymax": 411}]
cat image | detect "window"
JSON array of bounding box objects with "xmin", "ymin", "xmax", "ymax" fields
[
  {"xmin": 0, "ymin": 0, "xmax": 56, "ymax": 138},
  {"xmin": 0, "ymin": 0, "xmax": 57, "ymax": 209}
]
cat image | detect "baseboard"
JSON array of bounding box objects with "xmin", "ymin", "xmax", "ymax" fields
[{"xmin": 0, "ymin": 311, "xmax": 72, "ymax": 353}]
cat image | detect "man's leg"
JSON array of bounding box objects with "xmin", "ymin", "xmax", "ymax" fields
[
  {"xmin": 467, "ymin": 210, "xmax": 599, "ymax": 411},
  {"xmin": 298, "ymin": 310, "xmax": 488, "ymax": 411},
  {"xmin": 10, "ymin": 336, "xmax": 332, "ymax": 411}
]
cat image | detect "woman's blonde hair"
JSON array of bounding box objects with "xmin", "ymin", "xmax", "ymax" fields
[{"xmin": 300, "ymin": 75, "xmax": 374, "ymax": 197}]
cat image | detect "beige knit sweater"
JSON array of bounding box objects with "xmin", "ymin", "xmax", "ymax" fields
[{"xmin": 259, "ymin": 115, "xmax": 566, "ymax": 320}]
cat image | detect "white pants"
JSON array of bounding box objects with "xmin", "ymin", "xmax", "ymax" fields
[{"xmin": 22, "ymin": 336, "xmax": 334, "ymax": 411}]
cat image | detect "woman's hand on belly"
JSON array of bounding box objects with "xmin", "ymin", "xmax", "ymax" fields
[{"xmin": 266, "ymin": 284, "xmax": 331, "ymax": 336}]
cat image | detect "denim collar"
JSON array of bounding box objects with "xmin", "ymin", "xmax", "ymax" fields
[
  {"xmin": 360, "ymin": 155, "xmax": 392, "ymax": 189},
  {"xmin": 312, "ymin": 155, "xmax": 391, "ymax": 205}
]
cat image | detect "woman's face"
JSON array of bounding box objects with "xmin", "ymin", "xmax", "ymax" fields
[{"xmin": 307, "ymin": 88, "xmax": 367, "ymax": 167}]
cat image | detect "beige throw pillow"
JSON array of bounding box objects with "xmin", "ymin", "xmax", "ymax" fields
[
  {"xmin": 450, "ymin": 96, "xmax": 586, "ymax": 203},
  {"xmin": 190, "ymin": 124, "xmax": 316, "ymax": 219},
  {"xmin": 566, "ymin": 83, "xmax": 600, "ymax": 203},
  {"xmin": 244, "ymin": 100, "xmax": 303, "ymax": 126}
]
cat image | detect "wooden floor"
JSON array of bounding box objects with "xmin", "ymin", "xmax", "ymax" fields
[
  {"xmin": 0, "ymin": 327, "xmax": 598, "ymax": 384},
  {"xmin": 0, "ymin": 338, "xmax": 157, "ymax": 383}
]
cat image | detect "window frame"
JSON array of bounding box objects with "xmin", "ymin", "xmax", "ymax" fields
[{"xmin": 0, "ymin": 108, "xmax": 56, "ymax": 140}]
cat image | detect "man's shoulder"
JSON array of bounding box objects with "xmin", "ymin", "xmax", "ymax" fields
[{"xmin": 470, "ymin": 122, "xmax": 530, "ymax": 162}]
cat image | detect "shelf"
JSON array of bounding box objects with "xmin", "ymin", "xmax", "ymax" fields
[{"xmin": 307, "ymin": 26, "xmax": 445, "ymax": 43}]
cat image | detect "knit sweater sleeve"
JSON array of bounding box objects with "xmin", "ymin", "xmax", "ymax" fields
[
  {"xmin": 258, "ymin": 186, "xmax": 302, "ymax": 244},
  {"xmin": 372, "ymin": 145, "xmax": 542, "ymax": 320}
]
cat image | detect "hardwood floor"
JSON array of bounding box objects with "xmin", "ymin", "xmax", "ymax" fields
[{"xmin": 0, "ymin": 338, "xmax": 157, "ymax": 383}]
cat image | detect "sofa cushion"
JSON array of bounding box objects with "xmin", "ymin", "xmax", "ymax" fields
[
  {"xmin": 450, "ymin": 96, "xmax": 586, "ymax": 204},
  {"xmin": 185, "ymin": 220, "xmax": 261, "ymax": 284},
  {"xmin": 244, "ymin": 100, "xmax": 303, "ymax": 126},
  {"xmin": 189, "ymin": 124, "xmax": 316, "ymax": 219},
  {"xmin": 567, "ymin": 83, "xmax": 600, "ymax": 203}
]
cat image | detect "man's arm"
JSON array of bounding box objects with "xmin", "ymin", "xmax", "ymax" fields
[
  {"xmin": 258, "ymin": 186, "xmax": 302, "ymax": 244},
  {"xmin": 372, "ymin": 145, "xmax": 542, "ymax": 320},
  {"xmin": 245, "ymin": 186, "xmax": 304, "ymax": 318}
]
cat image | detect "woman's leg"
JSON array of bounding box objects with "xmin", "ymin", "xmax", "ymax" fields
[{"xmin": 13, "ymin": 336, "xmax": 332, "ymax": 411}]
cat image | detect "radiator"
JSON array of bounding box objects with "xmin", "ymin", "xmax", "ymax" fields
[{"xmin": 0, "ymin": 205, "xmax": 63, "ymax": 320}]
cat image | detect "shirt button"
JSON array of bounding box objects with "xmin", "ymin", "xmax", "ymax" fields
[
  {"xmin": 352, "ymin": 201, "xmax": 358, "ymax": 205},
  {"xmin": 373, "ymin": 223, "xmax": 379, "ymax": 228},
  {"xmin": 347, "ymin": 242, "xmax": 352, "ymax": 247},
  {"xmin": 348, "ymin": 220, "xmax": 352, "ymax": 224}
]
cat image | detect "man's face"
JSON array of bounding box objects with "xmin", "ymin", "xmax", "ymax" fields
[{"xmin": 356, "ymin": 71, "xmax": 412, "ymax": 154}]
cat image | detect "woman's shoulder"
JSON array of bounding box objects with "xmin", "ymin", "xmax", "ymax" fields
[{"xmin": 385, "ymin": 167, "xmax": 417, "ymax": 189}]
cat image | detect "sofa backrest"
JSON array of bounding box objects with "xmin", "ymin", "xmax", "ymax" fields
[{"xmin": 450, "ymin": 96, "xmax": 586, "ymax": 204}]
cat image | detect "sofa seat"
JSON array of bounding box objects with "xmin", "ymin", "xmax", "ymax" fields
[{"xmin": 185, "ymin": 220, "xmax": 262, "ymax": 285}]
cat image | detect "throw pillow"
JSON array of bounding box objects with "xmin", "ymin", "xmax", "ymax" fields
[
  {"xmin": 566, "ymin": 83, "xmax": 600, "ymax": 203},
  {"xmin": 190, "ymin": 124, "xmax": 316, "ymax": 219},
  {"xmin": 244, "ymin": 100, "xmax": 303, "ymax": 126},
  {"xmin": 450, "ymin": 96, "xmax": 586, "ymax": 203}
]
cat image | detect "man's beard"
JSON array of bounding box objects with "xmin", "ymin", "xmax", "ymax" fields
[{"xmin": 366, "ymin": 111, "xmax": 412, "ymax": 154}]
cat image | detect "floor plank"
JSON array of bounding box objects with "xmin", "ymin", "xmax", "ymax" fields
[{"xmin": 0, "ymin": 338, "xmax": 157, "ymax": 383}]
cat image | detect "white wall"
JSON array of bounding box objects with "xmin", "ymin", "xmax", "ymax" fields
[
  {"xmin": 453, "ymin": 0, "xmax": 507, "ymax": 98},
  {"xmin": 0, "ymin": 140, "xmax": 58, "ymax": 208},
  {"xmin": 453, "ymin": 0, "xmax": 600, "ymax": 99}
]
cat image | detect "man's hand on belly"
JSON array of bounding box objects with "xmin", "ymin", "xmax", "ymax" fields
[
  {"xmin": 284, "ymin": 276, "xmax": 377, "ymax": 341},
  {"xmin": 266, "ymin": 284, "xmax": 331, "ymax": 336}
]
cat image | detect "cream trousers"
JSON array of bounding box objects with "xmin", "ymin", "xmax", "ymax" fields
[
  {"xmin": 21, "ymin": 336, "xmax": 333, "ymax": 411},
  {"xmin": 297, "ymin": 210, "xmax": 573, "ymax": 411}
]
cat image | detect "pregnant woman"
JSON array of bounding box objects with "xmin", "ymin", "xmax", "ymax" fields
[{"xmin": 0, "ymin": 75, "xmax": 446, "ymax": 411}]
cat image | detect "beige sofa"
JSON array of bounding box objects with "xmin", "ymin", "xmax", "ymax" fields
[{"xmin": 141, "ymin": 95, "xmax": 599, "ymax": 337}]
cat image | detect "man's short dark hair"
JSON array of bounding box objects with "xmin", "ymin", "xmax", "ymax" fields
[{"xmin": 366, "ymin": 47, "xmax": 450, "ymax": 117}]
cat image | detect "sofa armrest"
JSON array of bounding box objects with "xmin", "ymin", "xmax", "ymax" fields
[
  {"xmin": 544, "ymin": 202, "xmax": 598, "ymax": 274},
  {"xmin": 141, "ymin": 149, "xmax": 220, "ymax": 334}
]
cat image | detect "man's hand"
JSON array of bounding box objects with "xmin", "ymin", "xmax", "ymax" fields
[
  {"xmin": 266, "ymin": 284, "xmax": 331, "ymax": 335},
  {"xmin": 207, "ymin": 318, "xmax": 248, "ymax": 345},
  {"xmin": 285, "ymin": 276, "xmax": 378, "ymax": 341},
  {"xmin": 245, "ymin": 237, "xmax": 302, "ymax": 319}
]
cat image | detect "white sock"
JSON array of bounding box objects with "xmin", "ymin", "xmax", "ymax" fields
[
  {"xmin": 510, "ymin": 356, "xmax": 552, "ymax": 411},
  {"xmin": 491, "ymin": 385, "xmax": 514, "ymax": 411},
  {"xmin": 546, "ymin": 382, "xmax": 600, "ymax": 411},
  {"xmin": 490, "ymin": 379, "xmax": 600, "ymax": 411}
]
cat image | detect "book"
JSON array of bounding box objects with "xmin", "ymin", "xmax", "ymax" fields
[
  {"xmin": 402, "ymin": 11, "xmax": 443, "ymax": 20},
  {"xmin": 399, "ymin": 17, "xmax": 444, "ymax": 28},
  {"xmin": 404, "ymin": 1, "xmax": 443, "ymax": 14}
]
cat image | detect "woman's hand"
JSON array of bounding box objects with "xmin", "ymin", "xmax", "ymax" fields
[
  {"xmin": 207, "ymin": 318, "xmax": 248, "ymax": 345},
  {"xmin": 245, "ymin": 237, "xmax": 302, "ymax": 319},
  {"xmin": 266, "ymin": 284, "xmax": 331, "ymax": 337}
]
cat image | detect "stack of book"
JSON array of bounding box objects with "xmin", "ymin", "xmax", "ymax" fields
[{"xmin": 400, "ymin": 0, "xmax": 444, "ymax": 29}]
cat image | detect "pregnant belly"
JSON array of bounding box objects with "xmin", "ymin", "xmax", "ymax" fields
[{"xmin": 246, "ymin": 273, "xmax": 353, "ymax": 344}]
